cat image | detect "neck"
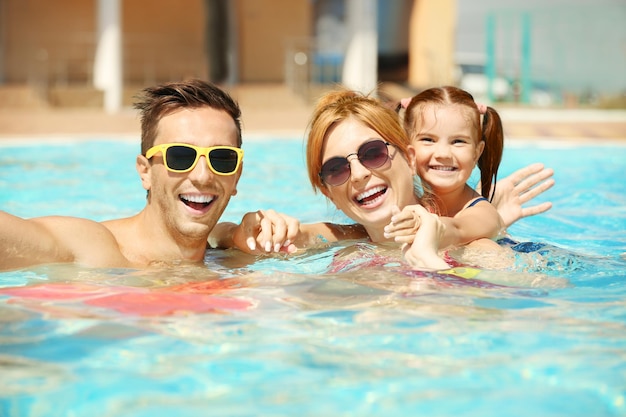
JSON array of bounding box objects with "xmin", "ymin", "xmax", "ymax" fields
[
  {"xmin": 366, "ymin": 225, "xmax": 389, "ymax": 243},
  {"xmin": 133, "ymin": 209, "xmax": 210, "ymax": 265}
]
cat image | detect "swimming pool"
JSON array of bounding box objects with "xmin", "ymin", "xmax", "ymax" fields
[{"xmin": 1, "ymin": 137, "xmax": 625, "ymax": 416}]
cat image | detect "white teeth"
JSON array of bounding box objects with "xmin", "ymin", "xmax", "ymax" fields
[
  {"xmin": 431, "ymin": 166, "xmax": 455, "ymax": 171},
  {"xmin": 180, "ymin": 194, "xmax": 215, "ymax": 203},
  {"xmin": 356, "ymin": 186, "xmax": 386, "ymax": 201}
]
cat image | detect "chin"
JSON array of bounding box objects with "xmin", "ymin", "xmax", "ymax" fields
[
  {"xmin": 178, "ymin": 221, "xmax": 212, "ymax": 239},
  {"xmin": 355, "ymin": 211, "xmax": 392, "ymax": 229}
]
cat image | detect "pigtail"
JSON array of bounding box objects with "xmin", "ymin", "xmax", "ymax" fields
[{"xmin": 477, "ymin": 106, "xmax": 504, "ymax": 201}]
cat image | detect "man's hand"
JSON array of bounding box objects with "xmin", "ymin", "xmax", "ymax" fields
[{"xmin": 232, "ymin": 209, "xmax": 300, "ymax": 254}]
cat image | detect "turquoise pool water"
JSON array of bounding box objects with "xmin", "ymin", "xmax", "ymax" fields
[{"xmin": 0, "ymin": 138, "xmax": 625, "ymax": 416}]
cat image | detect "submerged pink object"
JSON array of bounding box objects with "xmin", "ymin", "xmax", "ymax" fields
[{"xmin": 0, "ymin": 282, "xmax": 252, "ymax": 316}]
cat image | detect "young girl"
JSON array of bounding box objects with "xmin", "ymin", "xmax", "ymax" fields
[{"xmin": 384, "ymin": 86, "xmax": 505, "ymax": 248}]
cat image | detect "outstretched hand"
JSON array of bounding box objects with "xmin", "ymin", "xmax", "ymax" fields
[
  {"xmin": 232, "ymin": 209, "xmax": 300, "ymax": 254},
  {"xmin": 484, "ymin": 163, "xmax": 555, "ymax": 228}
]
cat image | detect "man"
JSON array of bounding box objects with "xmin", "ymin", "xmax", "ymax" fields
[{"xmin": 0, "ymin": 79, "xmax": 244, "ymax": 270}]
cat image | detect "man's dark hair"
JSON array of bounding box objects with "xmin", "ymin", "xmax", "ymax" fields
[{"xmin": 134, "ymin": 79, "xmax": 242, "ymax": 155}]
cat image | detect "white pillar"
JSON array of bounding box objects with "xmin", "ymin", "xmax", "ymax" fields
[
  {"xmin": 341, "ymin": 0, "xmax": 378, "ymax": 95},
  {"xmin": 94, "ymin": 0, "xmax": 122, "ymax": 113}
]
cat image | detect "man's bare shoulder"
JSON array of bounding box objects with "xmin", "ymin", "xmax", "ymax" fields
[
  {"xmin": 36, "ymin": 216, "xmax": 133, "ymax": 268},
  {"xmin": 0, "ymin": 213, "xmax": 133, "ymax": 270}
]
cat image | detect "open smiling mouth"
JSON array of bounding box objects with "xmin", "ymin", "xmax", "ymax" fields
[
  {"xmin": 430, "ymin": 166, "xmax": 457, "ymax": 171},
  {"xmin": 355, "ymin": 186, "xmax": 387, "ymax": 206},
  {"xmin": 180, "ymin": 194, "xmax": 215, "ymax": 210}
]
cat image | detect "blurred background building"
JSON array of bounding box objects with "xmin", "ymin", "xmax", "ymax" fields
[{"xmin": 0, "ymin": 0, "xmax": 624, "ymax": 111}]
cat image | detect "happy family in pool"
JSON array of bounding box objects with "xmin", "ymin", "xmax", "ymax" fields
[{"xmin": 0, "ymin": 79, "xmax": 556, "ymax": 292}]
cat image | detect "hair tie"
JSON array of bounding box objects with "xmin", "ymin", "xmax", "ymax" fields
[
  {"xmin": 400, "ymin": 97, "xmax": 412, "ymax": 109},
  {"xmin": 476, "ymin": 103, "xmax": 487, "ymax": 114}
]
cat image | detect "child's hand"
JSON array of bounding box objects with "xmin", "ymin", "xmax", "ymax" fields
[
  {"xmin": 383, "ymin": 205, "xmax": 422, "ymax": 243},
  {"xmin": 232, "ymin": 209, "xmax": 299, "ymax": 254},
  {"xmin": 482, "ymin": 163, "xmax": 555, "ymax": 228}
]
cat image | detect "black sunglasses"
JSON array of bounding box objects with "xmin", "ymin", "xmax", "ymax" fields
[
  {"xmin": 146, "ymin": 143, "xmax": 244, "ymax": 175},
  {"xmin": 319, "ymin": 139, "xmax": 392, "ymax": 186}
]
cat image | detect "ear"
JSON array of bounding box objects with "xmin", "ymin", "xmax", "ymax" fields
[
  {"xmin": 136, "ymin": 155, "xmax": 152, "ymax": 191},
  {"xmin": 475, "ymin": 140, "xmax": 485, "ymax": 163},
  {"xmin": 406, "ymin": 145, "xmax": 417, "ymax": 172}
]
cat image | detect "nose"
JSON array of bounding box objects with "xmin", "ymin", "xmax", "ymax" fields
[
  {"xmin": 187, "ymin": 155, "xmax": 214, "ymax": 184},
  {"xmin": 433, "ymin": 141, "xmax": 452, "ymax": 158},
  {"xmin": 347, "ymin": 154, "xmax": 371, "ymax": 183}
]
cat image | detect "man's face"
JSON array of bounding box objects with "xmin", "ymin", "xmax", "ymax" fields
[{"xmin": 140, "ymin": 107, "xmax": 242, "ymax": 243}]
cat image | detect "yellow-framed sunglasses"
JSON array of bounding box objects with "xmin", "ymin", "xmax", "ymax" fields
[{"xmin": 146, "ymin": 143, "xmax": 244, "ymax": 175}]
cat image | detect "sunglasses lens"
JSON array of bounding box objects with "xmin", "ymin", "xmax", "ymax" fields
[
  {"xmin": 208, "ymin": 148, "xmax": 240, "ymax": 174},
  {"xmin": 166, "ymin": 145, "xmax": 198, "ymax": 171},
  {"xmin": 320, "ymin": 157, "xmax": 350, "ymax": 186},
  {"xmin": 358, "ymin": 140, "xmax": 389, "ymax": 169},
  {"xmin": 319, "ymin": 141, "xmax": 389, "ymax": 186}
]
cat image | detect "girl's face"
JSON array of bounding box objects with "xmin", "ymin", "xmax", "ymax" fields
[
  {"xmin": 411, "ymin": 104, "xmax": 484, "ymax": 196},
  {"xmin": 320, "ymin": 116, "xmax": 418, "ymax": 242}
]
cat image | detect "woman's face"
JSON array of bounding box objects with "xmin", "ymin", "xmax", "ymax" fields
[{"xmin": 320, "ymin": 117, "xmax": 418, "ymax": 242}]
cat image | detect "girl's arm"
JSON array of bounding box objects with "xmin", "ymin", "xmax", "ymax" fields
[
  {"xmin": 386, "ymin": 162, "xmax": 555, "ymax": 247},
  {"xmin": 437, "ymin": 200, "xmax": 504, "ymax": 249},
  {"xmin": 385, "ymin": 200, "xmax": 504, "ymax": 249}
]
